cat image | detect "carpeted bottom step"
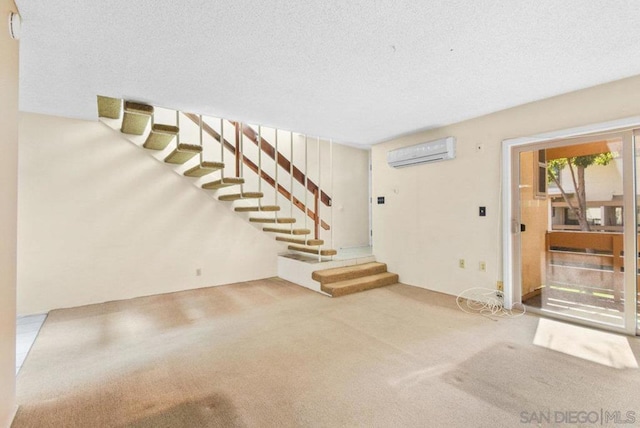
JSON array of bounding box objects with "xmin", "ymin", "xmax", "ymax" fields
[
  {"xmin": 312, "ymin": 262, "xmax": 388, "ymax": 284},
  {"xmin": 320, "ymin": 272, "xmax": 399, "ymax": 297},
  {"xmin": 288, "ymin": 245, "xmax": 337, "ymax": 256},
  {"xmin": 235, "ymin": 205, "xmax": 280, "ymax": 212},
  {"xmin": 184, "ymin": 161, "xmax": 224, "ymax": 177},
  {"xmin": 203, "ymin": 177, "xmax": 244, "ymax": 189},
  {"xmin": 263, "ymin": 227, "xmax": 310, "ymax": 235},
  {"xmin": 219, "ymin": 192, "xmax": 263, "ymax": 201},
  {"xmin": 312, "ymin": 262, "xmax": 399, "ymax": 297},
  {"xmin": 275, "ymin": 236, "xmax": 324, "ymax": 246},
  {"xmin": 250, "ymin": 217, "xmax": 295, "ymax": 224}
]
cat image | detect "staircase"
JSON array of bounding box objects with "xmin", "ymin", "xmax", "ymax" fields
[
  {"xmin": 97, "ymin": 96, "xmax": 337, "ymax": 259},
  {"xmin": 312, "ymin": 262, "xmax": 399, "ymax": 297}
]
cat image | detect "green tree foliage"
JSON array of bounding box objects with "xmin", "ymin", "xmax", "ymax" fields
[{"xmin": 547, "ymin": 153, "xmax": 614, "ymax": 231}]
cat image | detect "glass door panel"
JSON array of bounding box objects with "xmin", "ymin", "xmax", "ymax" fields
[{"xmin": 521, "ymin": 135, "xmax": 627, "ymax": 328}]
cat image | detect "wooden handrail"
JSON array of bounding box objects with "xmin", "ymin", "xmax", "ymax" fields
[
  {"xmin": 184, "ymin": 113, "xmax": 330, "ymax": 230},
  {"xmin": 546, "ymin": 231, "xmax": 619, "ymax": 254},
  {"xmin": 546, "ymin": 231, "xmax": 623, "ymax": 301},
  {"xmin": 546, "ymin": 231, "xmax": 624, "ymax": 272},
  {"xmin": 242, "ymin": 153, "xmax": 330, "ymax": 231}
]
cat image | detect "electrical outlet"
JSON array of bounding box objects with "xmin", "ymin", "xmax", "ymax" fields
[
  {"xmin": 479, "ymin": 261, "xmax": 486, "ymax": 272},
  {"xmin": 459, "ymin": 259, "xmax": 465, "ymax": 269},
  {"xmin": 497, "ymin": 281, "xmax": 504, "ymax": 292}
]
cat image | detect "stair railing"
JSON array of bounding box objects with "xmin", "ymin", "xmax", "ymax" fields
[
  {"xmin": 239, "ymin": 124, "xmax": 331, "ymax": 207},
  {"xmin": 274, "ymin": 129, "xmax": 279, "ymax": 223},
  {"xmin": 238, "ymin": 122, "xmax": 244, "ymax": 194},
  {"xmin": 329, "ymin": 138, "xmax": 334, "ymax": 251},
  {"xmin": 186, "ymin": 114, "xmax": 331, "ymax": 231},
  {"xmin": 237, "ymin": 123, "xmax": 333, "ymax": 255},
  {"xmin": 304, "ymin": 134, "xmax": 308, "ymax": 234},
  {"xmin": 219, "ymin": 118, "xmax": 225, "ymax": 179},
  {"xmin": 237, "ymin": 125, "xmax": 330, "ymax": 258},
  {"xmin": 198, "ymin": 114, "xmax": 203, "ymax": 163},
  {"xmin": 258, "ymin": 125, "xmax": 262, "ymax": 209},
  {"xmin": 290, "ymin": 131, "xmax": 294, "ymax": 234},
  {"xmin": 316, "ymin": 136, "xmax": 321, "ymax": 242},
  {"xmin": 181, "ymin": 112, "xmax": 334, "ymax": 257}
]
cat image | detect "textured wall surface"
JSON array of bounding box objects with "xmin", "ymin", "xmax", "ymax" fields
[{"xmin": 0, "ymin": 1, "xmax": 19, "ymax": 425}]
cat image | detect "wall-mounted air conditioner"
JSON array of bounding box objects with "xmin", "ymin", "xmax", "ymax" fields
[{"xmin": 387, "ymin": 136, "xmax": 456, "ymax": 168}]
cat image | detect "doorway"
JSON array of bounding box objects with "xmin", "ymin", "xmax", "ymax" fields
[{"xmin": 502, "ymin": 119, "xmax": 639, "ymax": 335}]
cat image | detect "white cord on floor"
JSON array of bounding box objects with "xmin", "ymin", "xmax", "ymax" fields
[{"xmin": 456, "ymin": 287, "xmax": 526, "ymax": 320}]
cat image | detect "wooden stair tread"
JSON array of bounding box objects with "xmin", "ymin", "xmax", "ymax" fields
[
  {"xmin": 202, "ymin": 177, "xmax": 244, "ymax": 189},
  {"xmin": 143, "ymin": 124, "xmax": 180, "ymax": 150},
  {"xmin": 219, "ymin": 192, "xmax": 263, "ymax": 201},
  {"xmin": 249, "ymin": 217, "xmax": 296, "ymax": 224},
  {"xmin": 263, "ymin": 227, "xmax": 310, "ymax": 235},
  {"xmin": 164, "ymin": 143, "xmax": 202, "ymax": 164},
  {"xmin": 312, "ymin": 262, "xmax": 387, "ymax": 284},
  {"xmin": 235, "ymin": 205, "xmax": 280, "ymax": 212},
  {"xmin": 97, "ymin": 96, "xmax": 122, "ymax": 119},
  {"xmin": 288, "ymin": 245, "xmax": 337, "ymax": 256},
  {"xmin": 321, "ymin": 272, "xmax": 399, "ymax": 297},
  {"xmin": 150, "ymin": 123, "xmax": 179, "ymax": 135},
  {"xmin": 275, "ymin": 237, "xmax": 324, "ymax": 246},
  {"xmin": 184, "ymin": 161, "xmax": 224, "ymax": 177},
  {"xmin": 124, "ymin": 101, "xmax": 154, "ymax": 115}
]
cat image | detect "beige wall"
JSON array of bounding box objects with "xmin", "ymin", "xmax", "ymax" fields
[
  {"xmin": 17, "ymin": 113, "xmax": 289, "ymax": 314},
  {"xmin": 0, "ymin": 1, "xmax": 19, "ymax": 426},
  {"xmin": 329, "ymin": 143, "xmax": 370, "ymax": 249},
  {"xmin": 372, "ymin": 74, "xmax": 640, "ymax": 297}
]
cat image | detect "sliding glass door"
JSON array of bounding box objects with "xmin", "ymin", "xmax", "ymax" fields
[{"xmin": 513, "ymin": 129, "xmax": 638, "ymax": 334}]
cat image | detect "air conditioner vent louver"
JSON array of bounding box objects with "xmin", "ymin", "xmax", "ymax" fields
[{"xmin": 387, "ymin": 137, "xmax": 456, "ymax": 168}]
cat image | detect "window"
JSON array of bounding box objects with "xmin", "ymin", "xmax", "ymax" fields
[{"xmin": 533, "ymin": 150, "xmax": 547, "ymax": 198}]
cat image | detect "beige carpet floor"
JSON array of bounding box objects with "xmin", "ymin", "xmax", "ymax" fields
[{"xmin": 13, "ymin": 278, "xmax": 640, "ymax": 427}]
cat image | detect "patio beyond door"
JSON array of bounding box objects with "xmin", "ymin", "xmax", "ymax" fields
[{"xmin": 517, "ymin": 132, "xmax": 637, "ymax": 332}]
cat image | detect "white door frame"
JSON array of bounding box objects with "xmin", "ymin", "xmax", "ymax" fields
[{"xmin": 501, "ymin": 116, "xmax": 640, "ymax": 335}]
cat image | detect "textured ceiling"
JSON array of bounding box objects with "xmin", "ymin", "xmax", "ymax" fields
[{"xmin": 15, "ymin": 1, "xmax": 640, "ymax": 146}]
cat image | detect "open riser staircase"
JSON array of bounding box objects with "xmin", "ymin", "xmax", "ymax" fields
[{"xmin": 97, "ymin": 96, "xmax": 336, "ymax": 259}]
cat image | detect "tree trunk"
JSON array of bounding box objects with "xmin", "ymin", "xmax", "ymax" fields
[{"xmin": 575, "ymin": 165, "xmax": 590, "ymax": 231}]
